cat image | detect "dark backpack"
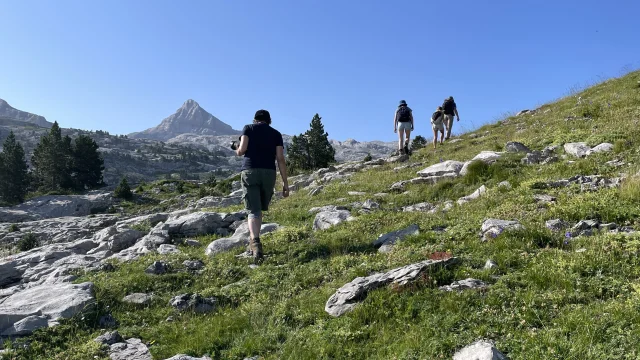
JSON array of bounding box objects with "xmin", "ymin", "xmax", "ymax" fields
[
  {"xmin": 432, "ymin": 111, "xmax": 443, "ymax": 123},
  {"xmin": 397, "ymin": 106, "xmax": 412, "ymax": 122},
  {"xmin": 443, "ymin": 99, "xmax": 456, "ymax": 114}
]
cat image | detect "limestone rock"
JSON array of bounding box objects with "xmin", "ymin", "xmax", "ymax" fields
[
  {"xmin": 564, "ymin": 142, "xmax": 591, "ymax": 158},
  {"xmin": 205, "ymin": 222, "xmax": 280, "ymax": 256},
  {"xmin": 0, "ymin": 192, "xmax": 113, "ymax": 223},
  {"xmin": 109, "ymin": 338, "xmax": 152, "ymax": 360},
  {"xmin": 453, "ymin": 340, "xmax": 508, "ymax": 360},
  {"xmin": 471, "ymin": 151, "xmax": 502, "ymax": 163},
  {"xmin": 313, "ymin": 210, "xmax": 354, "ymax": 231},
  {"xmin": 183, "ymin": 260, "xmax": 205, "ymax": 271},
  {"xmin": 193, "ymin": 195, "xmax": 242, "ymax": 210},
  {"xmin": 1, "ymin": 315, "xmax": 49, "ymax": 336},
  {"xmin": 94, "ymin": 331, "xmax": 124, "ymax": 346},
  {"xmin": 505, "ymin": 141, "xmax": 530, "ymax": 153},
  {"xmin": 185, "ymin": 239, "xmax": 201, "ymax": 247},
  {"xmin": 498, "ymin": 181, "xmax": 512, "ymax": 189},
  {"xmin": 545, "ymin": 219, "xmax": 569, "ymax": 231},
  {"xmin": 122, "ymin": 293, "xmax": 153, "ymax": 305},
  {"xmin": 164, "ymin": 355, "xmax": 213, "ymax": 360},
  {"xmin": 484, "ymin": 259, "xmax": 498, "ymax": 270},
  {"xmin": 157, "ymin": 244, "xmax": 180, "ymax": 255},
  {"xmin": 439, "ymin": 278, "xmax": 488, "ymax": 291},
  {"xmin": 325, "ymin": 257, "xmax": 458, "ymax": 316},
  {"xmin": 169, "ymin": 293, "xmax": 217, "ymax": 314},
  {"xmin": 587, "ymin": 142, "xmax": 614, "ymax": 155},
  {"xmin": 373, "ymin": 224, "xmax": 419, "ymax": 253},
  {"xmin": 417, "ymin": 160, "xmax": 465, "ymax": 178},
  {"xmin": 481, "ymin": 219, "xmax": 524, "ymax": 241},
  {"xmin": 308, "ymin": 205, "xmax": 348, "ymax": 214},
  {"xmin": 457, "ymin": 185, "xmax": 487, "ymax": 205},
  {"xmin": 145, "ymin": 261, "xmax": 170, "ymax": 275},
  {"xmin": 162, "ymin": 211, "xmax": 229, "ymax": 237},
  {"xmin": 533, "ymin": 194, "xmax": 556, "ymax": 203},
  {"xmin": 348, "ymin": 191, "xmax": 366, "ymax": 196},
  {"xmin": 402, "ymin": 202, "xmax": 435, "ymax": 212}
]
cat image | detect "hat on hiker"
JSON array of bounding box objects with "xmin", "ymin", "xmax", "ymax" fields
[
  {"xmin": 254, "ymin": 109, "xmax": 272, "ymax": 125},
  {"xmin": 399, "ymin": 100, "xmax": 407, "ymax": 106}
]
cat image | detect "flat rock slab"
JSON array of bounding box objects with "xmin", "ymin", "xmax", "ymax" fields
[
  {"xmin": 205, "ymin": 222, "xmax": 280, "ymax": 256},
  {"xmin": 587, "ymin": 142, "xmax": 614, "ymax": 155},
  {"xmin": 564, "ymin": 142, "xmax": 591, "ymax": 158},
  {"xmin": 373, "ymin": 224, "xmax": 420, "ymax": 253},
  {"xmin": 439, "ymin": 278, "xmax": 488, "ymax": 291},
  {"xmin": 458, "ymin": 185, "xmax": 487, "ymax": 205},
  {"xmin": 325, "ymin": 257, "xmax": 458, "ymax": 317},
  {"xmin": 453, "ymin": 340, "xmax": 508, "ymax": 360},
  {"xmin": 122, "ymin": 293, "xmax": 153, "ymax": 305},
  {"xmin": 472, "ymin": 151, "xmax": 502, "ymax": 163},
  {"xmin": 109, "ymin": 338, "xmax": 152, "ymax": 360},
  {"xmin": 0, "ymin": 192, "xmax": 113, "ymax": 223},
  {"xmin": 0, "ymin": 282, "xmax": 94, "ymax": 336},
  {"xmin": 417, "ymin": 160, "xmax": 465, "ymax": 178},
  {"xmin": 402, "ymin": 202, "xmax": 436, "ymax": 212},
  {"xmin": 313, "ymin": 210, "xmax": 354, "ymax": 231}
]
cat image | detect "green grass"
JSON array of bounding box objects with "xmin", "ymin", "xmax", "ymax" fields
[{"xmin": 4, "ymin": 70, "xmax": 640, "ymax": 359}]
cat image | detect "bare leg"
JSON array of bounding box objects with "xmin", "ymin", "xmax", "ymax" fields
[
  {"xmin": 248, "ymin": 215, "xmax": 262, "ymax": 241},
  {"xmin": 433, "ymin": 128, "xmax": 438, "ymax": 149},
  {"xmin": 398, "ymin": 130, "xmax": 405, "ymax": 153},
  {"xmin": 248, "ymin": 214, "xmax": 263, "ymax": 262},
  {"xmin": 404, "ymin": 129, "xmax": 411, "ymax": 146},
  {"xmin": 440, "ymin": 130, "xmax": 445, "ymax": 144}
]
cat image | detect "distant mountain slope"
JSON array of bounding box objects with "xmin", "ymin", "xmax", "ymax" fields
[
  {"xmin": 0, "ymin": 99, "xmax": 52, "ymax": 128},
  {"xmin": 129, "ymin": 100, "xmax": 240, "ymax": 141}
]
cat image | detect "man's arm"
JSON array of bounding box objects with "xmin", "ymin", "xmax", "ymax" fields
[
  {"xmin": 454, "ymin": 107, "xmax": 460, "ymax": 121},
  {"xmin": 236, "ymin": 135, "xmax": 249, "ymax": 156},
  {"xmin": 410, "ymin": 111, "xmax": 414, "ymax": 129},
  {"xmin": 276, "ymin": 146, "xmax": 289, "ymax": 197},
  {"xmin": 393, "ymin": 109, "xmax": 398, "ymax": 132}
]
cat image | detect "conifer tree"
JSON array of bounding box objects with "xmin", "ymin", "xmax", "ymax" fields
[
  {"xmin": 0, "ymin": 132, "xmax": 29, "ymax": 204},
  {"xmin": 114, "ymin": 177, "xmax": 133, "ymax": 200},
  {"xmin": 72, "ymin": 134, "xmax": 104, "ymax": 189},
  {"xmin": 286, "ymin": 134, "xmax": 311, "ymax": 171},
  {"xmin": 31, "ymin": 122, "xmax": 73, "ymax": 191},
  {"xmin": 305, "ymin": 114, "xmax": 335, "ymax": 169}
]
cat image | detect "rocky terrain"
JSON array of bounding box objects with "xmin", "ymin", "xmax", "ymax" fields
[{"xmin": 1, "ymin": 71, "xmax": 639, "ymax": 359}]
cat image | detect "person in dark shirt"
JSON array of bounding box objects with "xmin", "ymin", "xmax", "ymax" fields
[
  {"xmin": 233, "ymin": 109, "xmax": 289, "ymax": 263},
  {"xmin": 442, "ymin": 96, "xmax": 460, "ymax": 140}
]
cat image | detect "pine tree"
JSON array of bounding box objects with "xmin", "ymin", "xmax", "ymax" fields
[
  {"xmin": 305, "ymin": 114, "xmax": 335, "ymax": 169},
  {"xmin": 72, "ymin": 135, "xmax": 104, "ymax": 190},
  {"xmin": 0, "ymin": 132, "xmax": 29, "ymax": 204},
  {"xmin": 31, "ymin": 122, "xmax": 73, "ymax": 191},
  {"xmin": 114, "ymin": 177, "xmax": 133, "ymax": 200},
  {"xmin": 411, "ymin": 135, "xmax": 427, "ymax": 150},
  {"xmin": 286, "ymin": 134, "xmax": 312, "ymax": 172}
]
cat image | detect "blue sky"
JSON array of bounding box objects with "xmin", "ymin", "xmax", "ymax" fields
[{"xmin": 1, "ymin": 0, "xmax": 638, "ymax": 142}]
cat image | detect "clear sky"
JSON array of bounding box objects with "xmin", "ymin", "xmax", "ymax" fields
[{"xmin": 1, "ymin": 0, "xmax": 638, "ymax": 142}]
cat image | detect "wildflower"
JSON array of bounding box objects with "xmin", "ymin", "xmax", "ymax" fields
[{"xmin": 565, "ymin": 232, "xmax": 572, "ymax": 238}]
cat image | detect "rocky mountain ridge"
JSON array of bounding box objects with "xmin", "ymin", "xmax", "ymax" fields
[{"xmin": 0, "ymin": 99, "xmax": 52, "ymax": 128}]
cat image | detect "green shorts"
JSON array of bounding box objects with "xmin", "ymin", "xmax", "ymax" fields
[{"xmin": 241, "ymin": 168, "xmax": 277, "ymax": 218}]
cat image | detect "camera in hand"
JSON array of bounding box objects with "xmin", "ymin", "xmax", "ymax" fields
[{"xmin": 230, "ymin": 141, "xmax": 238, "ymax": 150}]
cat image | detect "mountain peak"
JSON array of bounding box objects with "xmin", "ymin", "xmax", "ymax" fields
[
  {"xmin": 182, "ymin": 99, "xmax": 200, "ymax": 109},
  {"xmin": 0, "ymin": 98, "xmax": 53, "ymax": 128}
]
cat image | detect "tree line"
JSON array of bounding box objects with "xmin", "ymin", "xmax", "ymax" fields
[{"xmin": 0, "ymin": 121, "xmax": 104, "ymax": 205}]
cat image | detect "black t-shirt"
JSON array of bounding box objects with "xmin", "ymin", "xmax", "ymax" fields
[
  {"xmin": 241, "ymin": 122, "xmax": 284, "ymax": 171},
  {"xmin": 443, "ymin": 100, "xmax": 457, "ymax": 115}
]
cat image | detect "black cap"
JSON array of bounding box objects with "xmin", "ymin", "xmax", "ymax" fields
[{"xmin": 254, "ymin": 109, "xmax": 271, "ymax": 124}]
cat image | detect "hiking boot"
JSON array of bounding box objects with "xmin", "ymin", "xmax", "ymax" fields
[{"xmin": 250, "ymin": 237, "xmax": 264, "ymax": 264}]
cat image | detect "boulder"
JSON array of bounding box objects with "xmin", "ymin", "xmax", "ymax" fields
[
  {"xmin": 545, "ymin": 219, "xmax": 569, "ymax": 231},
  {"xmin": 157, "ymin": 244, "xmax": 180, "ymax": 255},
  {"xmin": 587, "ymin": 142, "xmax": 614, "ymax": 155},
  {"xmin": 185, "ymin": 239, "xmax": 201, "ymax": 247},
  {"xmin": 325, "ymin": 257, "xmax": 458, "ymax": 316},
  {"xmin": 401, "ymin": 202, "xmax": 435, "ymax": 213},
  {"xmin": 471, "ymin": 151, "xmax": 502, "ymax": 163},
  {"xmin": 416, "ymin": 160, "xmax": 465, "ymax": 178},
  {"xmin": 505, "ymin": 141, "xmax": 531, "ymax": 153},
  {"xmin": 122, "ymin": 293, "xmax": 153, "ymax": 305},
  {"xmin": 484, "ymin": 260, "xmax": 498, "ymax": 270},
  {"xmin": 183, "ymin": 260, "xmax": 205, "ymax": 271},
  {"xmin": 169, "ymin": 293, "xmax": 217, "ymax": 314},
  {"xmin": 0, "ymin": 282, "xmax": 95, "ymax": 336},
  {"xmin": 1, "ymin": 315, "xmax": 49, "ymax": 336},
  {"xmin": 145, "ymin": 261, "xmax": 170, "ymax": 275},
  {"xmin": 94, "ymin": 331, "xmax": 124, "ymax": 346},
  {"xmin": 459, "ymin": 161, "xmax": 473, "ymax": 176},
  {"xmin": 564, "ymin": 142, "xmax": 591, "ymax": 158},
  {"xmin": 453, "ymin": 340, "xmax": 508, "ymax": 360},
  {"xmin": 164, "ymin": 355, "xmax": 213, "ymax": 360},
  {"xmin": 313, "ymin": 210, "xmax": 354, "ymax": 231},
  {"xmin": 205, "ymin": 222, "xmax": 280, "ymax": 256},
  {"xmin": 439, "ymin": 278, "xmax": 488, "ymax": 291},
  {"xmin": 92, "ymin": 226, "xmax": 146, "ymax": 253},
  {"xmin": 481, "ymin": 219, "xmax": 524, "ymax": 241},
  {"xmin": 109, "ymin": 338, "xmax": 152, "ymax": 360},
  {"xmin": 373, "ymin": 224, "xmax": 420, "ymax": 253}
]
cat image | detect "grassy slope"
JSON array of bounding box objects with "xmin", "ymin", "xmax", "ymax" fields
[{"xmin": 4, "ymin": 71, "xmax": 640, "ymax": 360}]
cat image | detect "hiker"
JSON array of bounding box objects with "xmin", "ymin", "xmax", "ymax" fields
[
  {"xmin": 442, "ymin": 96, "xmax": 460, "ymax": 140},
  {"xmin": 231, "ymin": 109, "xmax": 289, "ymax": 263},
  {"xmin": 431, "ymin": 106, "xmax": 445, "ymax": 149},
  {"xmin": 393, "ymin": 100, "xmax": 414, "ymax": 154}
]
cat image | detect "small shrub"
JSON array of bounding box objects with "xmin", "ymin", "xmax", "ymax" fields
[
  {"xmin": 579, "ymin": 101, "xmax": 602, "ymax": 119},
  {"xmin": 130, "ymin": 220, "xmax": 152, "ymax": 233},
  {"xmin": 136, "ymin": 184, "xmax": 145, "ymax": 193},
  {"xmin": 411, "ymin": 136, "xmax": 427, "ymax": 150},
  {"xmin": 114, "ymin": 177, "xmax": 133, "ymax": 200},
  {"xmin": 176, "ymin": 182, "xmax": 185, "ymax": 194},
  {"xmin": 363, "ymin": 153, "xmax": 373, "ymax": 162},
  {"xmin": 620, "ymin": 176, "xmax": 640, "ymax": 203},
  {"xmin": 8, "ymin": 224, "xmax": 19, "ymax": 232},
  {"xmin": 613, "ymin": 139, "xmax": 631, "ymax": 153},
  {"xmin": 198, "ymin": 186, "xmax": 208, "ymax": 199},
  {"xmin": 463, "ymin": 160, "xmax": 491, "ymax": 185},
  {"xmin": 18, "ymin": 233, "xmax": 39, "ymax": 251}
]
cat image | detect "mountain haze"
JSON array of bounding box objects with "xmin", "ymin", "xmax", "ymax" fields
[
  {"xmin": 0, "ymin": 98, "xmax": 52, "ymax": 128},
  {"xmin": 129, "ymin": 99, "xmax": 240, "ymax": 141}
]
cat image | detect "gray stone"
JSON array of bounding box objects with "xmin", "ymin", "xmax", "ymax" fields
[
  {"xmin": 384, "ymin": 154, "xmax": 410, "ymax": 163},
  {"xmin": 573, "ymin": 220, "xmax": 599, "ymax": 231},
  {"xmin": 122, "ymin": 293, "xmax": 153, "ymax": 305},
  {"xmin": 157, "ymin": 244, "xmax": 180, "ymax": 255},
  {"xmin": 205, "ymin": 222, "xmax": 280, "ymax": 256},
  {"xmin": 533, "ymin": 194, "xmax": 556, "ymax": 203},
  {"xmin": 521, "ymin": 151, "xmax": 543, "ymax": 165},
  {"xmin": 92, "ymin": 226, "xmax": 146, "ymax": 253},
  {"xmin": 472, "ymin": 151, "xmax": 502, "ymax": 163},
  {"xmin": 361, "ymin": 199, "xmax": 380, "ymax": 211},
  {"xmin": 457, "ymin": 185, "xmax": 487, "ymax": 205},
  {"xmin": 545, "ymin": 219, "xmax": 569, "ymax": 231},
  {"xmin": 600, "ymin": 223, "xmax": 617, "ymax": 231},
  {"xmin": 94, "ymin": 331, "xmax": 124, "ymax": 346},
  {"xmin": 0, "ymin": 282, "xmax": 95, "ymax": 336},
  {"xmin": 183, "ymin": 260, "xmax": 205, "ymax": 271},
  {"xmin": 194, "ymin": 195, "xmax": 242, "ymax": 210},
  {"xmin": 145, "ymin": 261, "xmax": 170, "ymax": 275},
  {"xmin": 348, "ymin": 191, "xmax": 367, "ymax": 196},
  {"xmin": 373, "ymin": 225, "xmax": 420, "ymax": 253},
  {"xmin": 325, "ymin": 257, "xmax": 458, "ymax": 316},
  {"xmin": 109, "ymin": 338, "xmax": 152, "ymax": 360},
  {"xmin": 0, "ymin": 192, "xmax": 113, "ymax": 223},
  {"xmin": 416, "ymin": 160, "xmax": 465, "ymax": 178},
  {"xmin": 308, "ymin": 205, "xmax": 348, "ymax": 214},
  {"xmin": 164, "ymin": 355, "xmax": 213, "ymax": 360},
  {"xmin": 185, "ymin": 239, "xmax": 201, "ymax": 247},
  {"xmin": 439, "ymin": 278, "xmax": 488, "ymax": 291},
  {"xmin": 484, "ymin": 260, "xmax": 498, "ymax": 270},
  {"xmin": 401, "ymin": 202, "xmax": 435, "ymax": 212},
  {"xmin": 0, "ymin": 315, "xmax": 49, "ymax": 336},
  {"xmin": 453, "ymin": 340, "xmax": 508, "ymax": 360},
  {"xmin": 308, "ymin": 186, "xmax": 324, "ymax": 196},
  {"xmin": 162, "ymin": 211, "xmax": 226, "ymax": 237},
  {"xmin": 313, "ymin": 210, "xmax": 354, "ymax": 231},
  {"xmin": 481, "ymin": 219, "xmax": 524, "ymax": 241},
  {"xmin": 99, "ymin": 313, "xmax": 118, "ymax": 328},
  {"xmin": 497, "ymin": 181, "xmax": 512, "ymax": 189},
  {"xmin": 169, "ymin": 294, "xmax": 217, "ymax": 314},
  {"xmin": 505, "ymin": 141, "xmax": 531, "ymax": 153},
  {"xmin": 587, "ymin": 142, "xmax": 614, "ymax": 155},
  {"xmin": 564, "ymin": 142, "xmax": 591, "ymax": 158}
]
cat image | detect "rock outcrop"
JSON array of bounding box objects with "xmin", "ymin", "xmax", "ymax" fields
[
  {"xmin": 313, "ymin": 210, "xmax": 354, "ymax": 231},
  {"xmin": 0, "ymin": 192, "xmax": 114, "ymax": 223},
  {"xmin": 372, "ymin": 225, "xmax": 420, "ymax": 253},
  {"xmin": 205, "ymin": 222, "xmax": 280, "ymax": 256}
]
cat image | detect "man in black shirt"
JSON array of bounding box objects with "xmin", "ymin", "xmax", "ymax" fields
[
  {"xmin": 442, "ymin": 96, "xmax": 460, "ymax": 140},
  {"xmin": 233, "ymin": 109, "xmax": 289, "ymax": 263}
]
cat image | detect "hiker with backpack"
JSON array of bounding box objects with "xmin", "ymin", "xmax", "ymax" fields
[
  {"xmin": 393, "ymin": 100, "xmax": 414, "ymax": 155},
  {"xmin": 442, "ymin": 96, "xmax": 460, "ymax": 140},
  {"xmin": 231, "ymin": 109, "xmax": 289, "ymax": 264},
  {"xmin": 431, "ymin": 106, "xmax": 445, "ymax": 149}
]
